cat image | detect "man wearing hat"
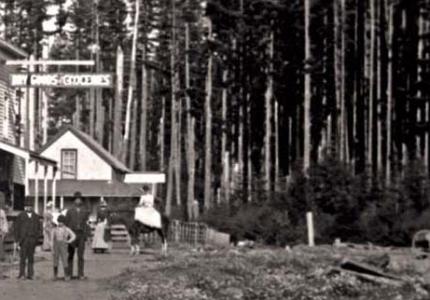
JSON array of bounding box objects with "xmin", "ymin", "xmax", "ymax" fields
[
  {"xmin": 14, "ymin": 199, "xmax": 42, "ymax": 279},
  {"xmin": 64, "ymin": 191, "xmax": 90, "ymax": 279}
]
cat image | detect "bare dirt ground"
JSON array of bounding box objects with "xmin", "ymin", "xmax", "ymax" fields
[{"xmin": 0, "ymin": 246, "xmax": 149, "ymax": 300}]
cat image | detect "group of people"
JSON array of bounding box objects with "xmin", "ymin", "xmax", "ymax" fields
[
  {"xmin": 14, "ymin": 192, "xmax": 92, "ymax": 280},
  {"xmin": 2, "ymin": 185, "xmax": 157, "ymax": 281}
]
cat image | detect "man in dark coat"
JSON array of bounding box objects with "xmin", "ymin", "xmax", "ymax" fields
[
  {"xmin": 14, "ymin": 199, "xmax": 42, "ymax": 279},
  {"xmin": 65, "ymin": 191, "xmax": 90, "ymax": 279}
]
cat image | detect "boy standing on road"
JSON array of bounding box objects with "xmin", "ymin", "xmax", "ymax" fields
[{"xmin": 52, "ymin": 215, "xmax": 76, "ymax": 280}]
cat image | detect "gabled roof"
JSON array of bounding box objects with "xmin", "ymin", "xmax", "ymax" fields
[{"xmin": 39, "ymin": 125, "xmax": 130, "ymax": 173}]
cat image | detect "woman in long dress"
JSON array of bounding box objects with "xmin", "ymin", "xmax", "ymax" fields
[
  {"xmin": 42, "ymin": 201, "xmax": 55, "ymax": 251},
  {"xmin": 92, "ymin": 199, "xmax": 111, "ymax": 253}
]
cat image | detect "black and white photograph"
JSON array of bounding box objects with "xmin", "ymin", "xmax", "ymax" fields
[{"xmin": 1, "ymin": 0, "xmax": 430, "ymax": 299}]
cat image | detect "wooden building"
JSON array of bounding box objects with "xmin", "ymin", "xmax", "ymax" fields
[
  {"xmin": 28, "ymin": 125, "xmax": 165, "ymax": 215},
  {"xmin": 0, "ymin": 39, "xmax": 56, "ymax": 211}
]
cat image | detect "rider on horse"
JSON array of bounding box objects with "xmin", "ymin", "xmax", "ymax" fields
[{"xmin": 134, "ymin": 185, "xmax": 161, "ymax": 229}]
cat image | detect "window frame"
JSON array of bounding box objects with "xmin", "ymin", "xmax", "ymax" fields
[{"xmin": 61, "ymin": 148, "xmax": 78, "ymax": 180}]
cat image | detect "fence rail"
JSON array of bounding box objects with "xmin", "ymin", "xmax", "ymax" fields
[{"xmin": 89, "ymin": 220, "xmax": 230, "ymax": 248}]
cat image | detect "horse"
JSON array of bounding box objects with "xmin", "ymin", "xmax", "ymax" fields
[{"xmin": 109, "ymin": 208, "xmax": 170, "ymax": 256}]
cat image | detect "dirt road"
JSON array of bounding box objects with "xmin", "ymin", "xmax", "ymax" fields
[{"xmin": 0, "ymin": 247, "xmax": 148, "ymax": 300}]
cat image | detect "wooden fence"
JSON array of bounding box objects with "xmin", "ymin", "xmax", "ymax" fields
[{"xmin": 90, "ymin": 220, "xmax": 230, "ymax": 248}]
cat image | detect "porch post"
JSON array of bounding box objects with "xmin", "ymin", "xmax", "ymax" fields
[
  {"xmin": 152, "ymin": 183, "xmax": 157, "ymax": 198},
  {"xmin": 34, "ymin": 161, "xmax": 39, "ymax": 213},
  {"xmin": 24, "ymin": 157, "xmax": 30, "ymax": 197},
  {"xmin": 43, "ymin": 165, "xmax": 48, "ymax": 213},
  {"xmin": 60, "ymin": 196, "xmax": 64, "ymax": 210},
  {"xmin": 52, "ymin": 167, "xmax": 57, "ymax": 208}
]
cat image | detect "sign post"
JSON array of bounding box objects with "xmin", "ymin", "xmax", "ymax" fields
[
  {"xmin": 7, "ymin": 59, "xmax": 112, "ymax": 148},
  {"xmin": 6, "ymin": 59, "xmax": 113, "ymax": 210}
]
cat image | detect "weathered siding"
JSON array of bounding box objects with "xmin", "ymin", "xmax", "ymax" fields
[
  {"xmin": 0, "ymin": 46, "xmax": 25, "ymax": 186},
  {"xmin": 0, "ymin": 45, "xmax": 26, "ymax": 145},
  {"xmin": 13, "ymin": 156, "xmax": 25, "ymax": 184},
  {"xmin": 0, "ymin": 80, "xmax": 17, "ymax": 144}
]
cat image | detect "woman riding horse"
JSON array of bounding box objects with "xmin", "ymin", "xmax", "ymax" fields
[{"xmin": 110, "ymin": 186, "xmax": 169, "ymax": 255}]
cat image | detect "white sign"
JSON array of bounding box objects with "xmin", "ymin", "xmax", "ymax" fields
[
  {"xmin": 10, "ymin": 73, "xmax": 113, "ymax": 88},
  {"xmin": 6, "ymin": 60, "xmax": 95, "ymax": 66},
  {"xmin": 124, "ymin": 173, "xmax": 166, "ymax": 184}
]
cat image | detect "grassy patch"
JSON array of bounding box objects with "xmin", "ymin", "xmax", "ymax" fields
[{"xmin": 108, "ymin": 247, "xmax": 428, "ymax": 300}]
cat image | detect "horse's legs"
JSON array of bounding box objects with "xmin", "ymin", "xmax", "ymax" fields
[
  {"xmin": 129, "ymin": 223, "xmax": 140, "ymax": 256},
  {"xmin": 156, "ymin": 228, "xmax": 168, "ymax": 255},
  {"xmin": 162, "ymin": 240, "xmax": 168, "ymax": 254},
  {"xmin": 130, "ymin": 242, "xmax": 136, "ymax": 256}
]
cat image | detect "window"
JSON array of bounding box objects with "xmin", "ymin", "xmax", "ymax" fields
[{"xmin": 61, "ymin": 149, "xmax": 77, "ymax": 179}]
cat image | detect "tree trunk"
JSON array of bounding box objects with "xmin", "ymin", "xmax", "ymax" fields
[
  {"xmin": 41, "ymin": 42, "xmax": 49, "ymax": 145},
  {"xmin": 368, "ymin": 0, "xmax": 375, "ymax": 170},
  {"xmin": 336, "ymin": 0, "xmax": 347, "ymax": 163},
  {"xmin": 166, "ymin": 0, "xmax": 178, "ymax": 216},
  {"xmin": 304, "ymin": 0, "xmax": 311, "ymax": 172},
  {"xmin": 185, "ymin": 12, "xmax": 195, "ymax": 219},
  {"xmin": 140, "ymin": 47, "xmax": 148, "ymax": 170},
  {"xmin": 376, "ymin": 0, "xmax": 383, "ymax": 173},
  {"xmin": 424, "ymin": 6, "xmax": 429, "ymax": 167},
  {"xmin": 341, "ymin": 0, "xmax": 348, "ymax": 163},
  {"xmin": 123, "ymin": 0, "xmax": 140, "ymax": 162},
  {"xmin": 355, "ymin": 0, "xmax": 366, "ymax": 174},
  {"xmin": 114, "ymin": 46, "xmax": 124, "ymax": 158},
  {"xmin": 176, "ymin": 94, "xmax": 181, "ymax": 206},
  {"xmin": 264, "ymin": 29, "xmax": 274, "ymax": 191},
  {"xmin": 204, "ymin": 17, "xmax": 213, "ymax": 211},
  {"xmin": 386, "ymin": 0, "xmax": 393, "ymax": 183},
  {"xmin": 95, "ymin": 6, "xmax": 103, "ymax": 144},
  {"xmin": 417, "ymin": 6, "xmax": 424, "ymax": 163},
  {"xmin": 188, "ymin": 117, "xmax": 196, "ymax": 218},
  {"xmin": 274, "ymin": 100, "xmax": 279, "ymax": 190},
  {"xmin": 129, "ymin": 98, "xmax": 137, "ymax": 169},
  {"xmin": 160, "ymin": 93, "xmax": 165, "ymax": 171},
  {"xmin": 74, "ymin": 46, "xmax": 81, "ymax": 131},
  {"xmin": 89, "ymin": 88, "xmax": 95, "ymax": 138},
  {"xmin": 221, "ymin": 68, "xmax": 229, "ymax": 203}
]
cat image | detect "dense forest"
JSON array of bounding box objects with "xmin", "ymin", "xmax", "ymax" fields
[{"xmin": 3, "ymin": 0, "xmax": 430, "ymax": 245}]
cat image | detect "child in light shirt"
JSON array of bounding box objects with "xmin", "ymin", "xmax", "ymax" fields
[{"xmin": 52, "ymin": 215, "xmax": 76, "ymax": 280}]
